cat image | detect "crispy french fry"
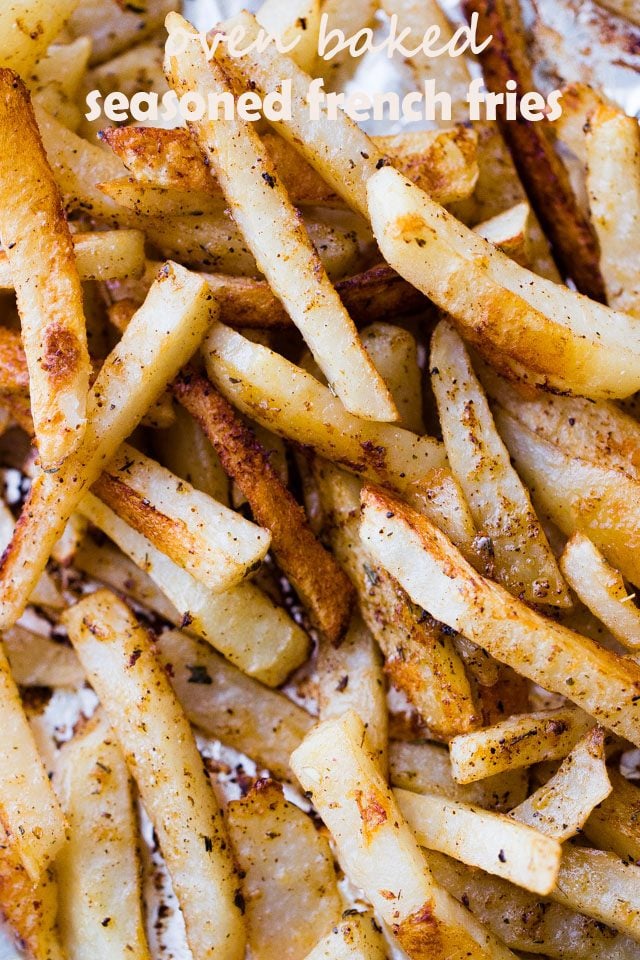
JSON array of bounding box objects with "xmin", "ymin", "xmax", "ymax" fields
[
  {"xmin": 0, "ymin": 262, "xmax": 213, "ymax": 630},
  {"xmin": 291, "ymin": 711, "xmax": 518, "ymax": 960},
  {"xmin": 396, "ymin": 788, "xmax": 562, "ymax": 895},
  {"xmin": 0, "ymin": 70, "xmax": 90, "ymax": 468},
  {"xmin": 153, "ymin": 404, "xmax": 229, "ymax": 506},
  {"xmin": 0, "ymin": 230, "xmax": 146, "ymax": 288},
  {"xmin": 552, "ymin": 845, "xmax": 640, "ymax": 941},
  {"xmin": 301, "ymin": 912, "xmax": 387, "ymax": 960},
  {"xmin": 227, "ymin": 779, "xmax": 342, "ymax": 960},
  {"xmin": 3, "ymin": 623, "xmax": 84, "ymax": 688},
  {"xmin": 583, "ymin": 767, "xmax": 640, "ymax": 860},
  {"xmin": 0, "ymin": 848, "xmax": 63, "ymax": 960},
  {"xmin": 360, "ymin": 322, "xmax": 425, "ymax": 434},
  {"xmin": 67, "ymin": 0, "xmax": 175, "ymax": 64},
  {"xmin": 63, "ymin": 589, "xmax": 247, "ymax": 960},
  {"xmin": 360, "ymin": 485, "xmax": 640, "ymax": 747},
  {"xmin": 0, "ymin": 500, "xmax": 64, "ymax": 610},
  {"xmin": 0, "ymin": 0, "xmax": 79, "ymax": 74},
  {"xmin": 56, "ymin": 710, "xmax": 151, "ymax": 960}
]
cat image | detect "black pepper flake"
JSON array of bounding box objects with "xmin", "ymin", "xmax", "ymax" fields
[
  {"xmin": 127, "ymin": 649, "xmax": 142, "ymax": 668},
  {"xmin": 187, "ymin": 664, "xmax": 213, "ymax": 685},
  {"xmin": 262, "ymin": 172, "xmax": 277, "ymax": 188}
]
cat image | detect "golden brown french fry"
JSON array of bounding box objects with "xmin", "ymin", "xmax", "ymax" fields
[
  {"xmin": 67, "ymin": 0, "xmax": 175, "ymax": 64},
  {"xmin": 0, "ymin": 69, "xmax": 90, "ymax": 468},
  {"xmin": 63, "ymin": 589, "xmax": 247, "ymax": 960},
  {"xmin": 226, "ymin": 779, "xmax": 342, "ymax": 960},
  {"xmin": 0, "ymin": 0, "xmax": 79, "ymax": 74},
  {"xmin": 583, "ymin": 767, "xmax": 640, "ymax": 860},
  {"xmin": 291, "ymin": 711, "xmax": 518, "ymax": 960},
  {"xmin": 473, "ymin": 202, "xmax": 531, "ymax": 266},
  {"xmin": 0, "ymin": 262, "xmax": 213, "ymax": 630},
  {"xmin": 0, "ymin": 848, "xmax": 63, "ymax": 960},
  {"xmin": 0, "ymin": 230, "xmax": 146, "ymax": 288},
  {"xmin": 301, "ymin": 912, "xmax": 387, "ymax": 960},
  {"xmin": 0, "ymin": 500, "xmax": 64, "ymax": 610},
  {"xmin": 56, "ymin": 710, "xmax": 151, "ymax": 960},
  {"xmin": 360, "ymin": 485, "xmax": 640, "ymax": 747}
]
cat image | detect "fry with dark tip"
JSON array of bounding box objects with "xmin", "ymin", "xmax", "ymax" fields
[
  {"xmin": 0, "ymin": 68, "xmax": 90, "ymax": 469},
  {"xmin": 172, "ymin": 368, "xmax": 354, "ymax": 642},
  {"xmin": 463, "ymin": 0, "xmax": 606, "ymax": 302}
]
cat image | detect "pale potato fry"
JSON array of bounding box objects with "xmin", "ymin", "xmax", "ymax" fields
[
  {"xmin": 561, "ymin": 533, "xmax": 640, "ymax": 651},
  {"xmin": 368, "ymin": 165, "xmax": 640, "ymax": 400},
  {"xmin": 56, "ymin": 710, "xmax": 151, "ymax": 960},
  {"xmin": 0, "ymin": 848, "xmax": 63, "ymax": 960},
  {"xmin": 97, "ymin": 178, "xmax": 227, "ymax": 219},
  {"xmin": 0, "ymin": 0, "xmax": 79, "ymax": 74},
  {"xmin": 510, "ymin": 727, "xmax": 611, "ymax": 841},
  {"xmin": 473, "ymin": 202, "xmax": 531, "ymax": 267},
  {"xmin": 360, "ymin": 485, "xmax": 640, "ymax": 746},
  {"xmin": 552, "ymin": 845, "xmax": 640, "ymax": 941},
  {"xmin": 3, "ymin": 623, "xmax": 84, "ymax": 688},
  {"xmin": 0, "ymin": 261, "xmax": 213, "ymax": 630},
  {"xmin": 389, "ymin": 741, "xmax": 528, "ymax": 812},
  {"xmin": 586, "ymin": 102, "xmax": 640, "ymax": 317},
  {"xmin": 0, "ymin": 641, "xmax": 66, "ymax": 880},
  {"xmin": 226, "ymin": 779, "xmax": 342, "ymax": 960},
  {"xmin": 0, "ymin": 499, "xmax": 64, "ymax": 610},
  {"xmin": 0, "ymin": 70, "xmax": 90, "ymax": 469},
  {"xmin": 153, "ymin": 404, "xmax": 229, "ymax": 506},
  {"xmin": 396, "ymin": 788, "xmax": 562, "ymax": 895},
  {"xmin": 291, "ymin": 711, "xmax": 518, "ymax": 960},
  {"xmin": 257, "ymin": 0, "xmax": 320, "ymax": 72},
  {"xmin": 360, "ymin": 322, "xmax": 425, "ymax": 433},
  {"xmin": 430, "ymin": 319, "xmax": 569, "ymax": 606},
  {"xmin": 67, "ymin": 0, "xmax": 175, "ymax": 64},
  {"xmin": 583, "ymin": 767, "xmax": 640, "ymax": 860},
  {"xmin": 78, "ymin": 492, "xmax": 309, "ymax": 686},
  {"xmin": 63, "ymin": 589, "xmax": 247, "ymax": 960},
  {"xmin": 165, "ymin": 14, "xmax": 396, "ymax": 423},
  {"xmin": 28, "ymin": 36, "xmax": 91, "ymax": 130},
  {"xmin": 154, "ymin": 629, "xmax": 313, "ymax": 780},
  {"xmin": 448, "ymin": 708, "xmax": 592, "ymax": 784},
  {"xmin": 301, "ymin": 913, "xmax": 387, "ymax": 960}
]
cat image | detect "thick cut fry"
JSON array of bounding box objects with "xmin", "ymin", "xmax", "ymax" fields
[
  {"xmin": 464, "ymin": 0, "xmax": 606, "ymax": 301},
  {"xmin": 389, "ymin": 741, "xmax": 528, "ymax": 812},
  {"xmin": 172, "ymin": 369, "xmax": 354, "ymax": 642},
  {"xmin": 227, "ymin": 779, "xmax": 342, "ymax": 960},
  {"xmin": 3, "ymin": 624, "xmax": 84, "ymax": 688},
  {"xmin": 63, "ymin": 590, "xmax": 246, "ymax": 960},
  {"xmin": 94, "ymin": 442, "xmax": 271, "ymax": 595},
  {"xmin": 396, "ymin": 789, "xmax": 561, "ymax": 895},
  {"xmin": 154, "ymin": 404, "xmax": 229, "ymax": 506},
  {"xmin": 0, "ymin": 642, "xmax": 66, "ymax": 880},
  {"xmin": 561, "ymin": 534, "xmax": 640, "ymax": 651},
  {"xmin": 584, "ymin": 767, "xmax": 640, "ymax": 860},
  {"xmin": 165, "ymin": 13, "xmax": 396, "ymax": 423},
  {"xmin": 301, "ymin": 913, "xmax": 387, "ymax": 960},
  {"xmin": 0, "ymin": 230, "xmax": 145, "ymax": 288},
  {"xmin": 360, "ymin": 323, "xmax": 425, "ymax": 434},
  {"xmin": 0, "ymin": 0, "xmax": 79, "ymax": 74},
  {"xmin": 0, "ymin": 262, "xmax": 213, "ymax": 630},
  {"xmin": 154, "ymin": 629, "xmax": 313, "ymax": 780},
  {"xmin": 360, "ymin": 485, "xmax": 640, "ymax": 747},
  {"xmin": 291, "ymin": 712, "xmax": 518, "ymax": 960},
  {"xmin": 510, "ymin": 728, "xmax": 611, "ymax": 841},
  {"xmin": 78, "ymin": 493, "xmax": 309, "ymax": 686},
  {"xmin": 0, "ymin": 849, "xmax": 63, "ymax": 960},
  {"xmin": 552, "ymin": 846, "xmax": 640, "ymax": 940},
  {"xmin": 56, "ymin": 710, "xmax": 150, "ymax": 960},
  {"xmin": 0, "ymin": 70, "xmax": 90, "ymax": 468},
  {"xmin": 586, "ymin": 102, "xmax": 640, "ymax": 317},
  {"xmin": 367, "ymin": 165, "xmax": 640, "ymax": 400},
  {"xmin": 430, "ymin": 320, "xmax": 568, "ymax": 606}
]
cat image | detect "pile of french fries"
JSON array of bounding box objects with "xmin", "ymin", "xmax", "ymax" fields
[{"xmin": 2, "ymin": 0, "xmax": 640, "ymax": 958}]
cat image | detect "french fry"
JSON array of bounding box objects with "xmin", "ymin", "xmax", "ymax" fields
[
  {"xmin": 0, "ymin": 261, "xmax": 213, "ymax": 630},
  {"xmin": 396, "ymin": 788, "xmax": 562, "ymax": 895},
  {"xmin": 464, "ymin": 0, "xmax": 606, "ymax": 301},
  {"xmin": 154, "ymin": 403, "xmax": 229, "ymax": 505},
  {"xmin": 0, "ymin": 848, "xmax": 63, "ymax": 960},
  {"xmin": 583, "ymin": 766, "xmax": 640, "ymax": 860},
  {"xmin": 0, "ymin": 0, "xmax": 79, "ymax": 75},
  {"xmin": 0, "ymin": 70, "xmax": 90, "ymax": 468},
  {"xmin": 316, "ymin": 0, "xmax": 377, "ymax": 81},
  {"xmin": 154, "ymin": 629, "xmax": 313, "ymax": 780},
  {"xmin": 172, "ymin": 368, "xmax": 354, "ymax": 642},
  {"xmin": 165, "ymin": 14, "xmax": 397, "ymax": 423},
  {"xmin": 257, "ymin": 0, "xmax": 321, "ymax": 73},
  {"xmin": 0, "ymin": 499, "xmax": 64, "ymax": 610},
  {"xmin": 63, "ymin": 589, "xmax": 247, "ymax": 960},
  {"xmin": 3, "ymin": 623, "xmax": 84, "ymax": 688},
  {"xmin": 367, "ymin": 164, "xmax": 640, "ymax": 400},
  {"xmin": 226, "ymin": 779, "xmax": 342, "ymax": 960},
  {"xmin": 473, "ymin": 202, "xmax": 531, "ymax": 267},
  {"xmin": 28, "ymin": 36, "xmax": 91, "ymax": 131},
  {"xmin": 301, "ymin": 912, "xmax": 387, "ymax": 960},
  {"xmin": 360, "ymin": 484, "xmax": 640, "ymax": 747},
  {"xmin": 78, "ymin": 492, "xmax": 310, "ymax": 686},
  {"xmin": 56, "ymin": 709, "xmax": 151, "ymax": 960},
  {"xmin": 67, "ymin": 0, "xmax": 175, "ymax": 64},
  {"xmin": 430, "ymin": 319, "xmax": 569, "ymax": 606},
  {"xmin": 560, "ymin": 533, "xmax": 640, "ymax": 651},
  {"xmin": 389, "ymin": 740, "xmax": 528, "ymax": 812},
  {"xmin": 291, "ymin": 711, "xmax": 518, "ymax": 960},
  {"xmin": 360, "ymin": 322, "xmax": 425, "ymax": 434}
]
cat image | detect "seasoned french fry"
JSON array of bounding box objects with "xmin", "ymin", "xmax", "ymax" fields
[
  {"xmin": 360, "ymin": 485, "xmax": 640, "ymax": 747},
  {"xmin": 583, "ymin": 766, "xmax": 640, "ymax": 860},
  {"xmin": 396, "ymin": 788, "xmax": 562, "ymax": 895},
  {"xmin": 56, "ymin": 710, "xmax": 151, "ymax": 960},
  {"xmin": 291, "ymin": 712, "xmax": 518, "ymax": 960},
  {"xmin": 301, "ymin": 912, "xmax": 387, "ymax": 960},
  {"xmin": 0, "ymin": 230, "xmax": 146, "ymax": 288},
  {"xmin": 3, "ymin": 623, "xmax": 84, "ymax": 688},
  {"xmin": 0, "ymin": 500, "xmax": 64, "ymax": 610},
  {"xmin": 0, "ymin": 262, "xmax": 213, "ymax": 630},
  {"xmin": 473, "ymin": 202, "xmax": 531, "ymax": 267},
  {"xmin": 430, "ymin": 319, "xmax": 569, "ymax": 606},
  {"xmin": 0, "ymin": 0, "xmax": 79, "ymax": 74},
  {"xmin": 551, "ymin": 846, "xmax": 640, "ymax": 940},
  {"xmin": 67, "ymin": 0, "xmax": 175, "ymax": 64},
  {"xmin": 0, "ymin": 70, "xmax": 90, "ymax": 468},
  {"xmin": 227, "ymin": 779, "xmax": 342, "ymax": 960},
  {"xmin": 63, "ymin": 589, "xmax": 247, "ymax": 960},
  {"xmin": 257, "ymin": 0, "xmax": 321, "ymax": 73},
  {"xmin": 360, "ymin": 322, "xmax": 425, "ymax": 434},
  {"xmin": 153, "ymin": 404, "xmax": 229, "ymax": 506},
  {"xmin": 0, "ymin": 848, "xmax": 63, "ymax": 960}
]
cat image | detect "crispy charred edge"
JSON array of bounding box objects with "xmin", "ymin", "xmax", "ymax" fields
[
  {"xmin": 463, "ymin": 0, "xmax": 606, "ymax": 303},
  {"xmin": 0, "ymin": 842, "xmax": 59, "ymax": 960},
  {"xmin": 173, "ymin": 369, "xmax": 355, "ymax": 642},
  {"xmin": 392, "ymin": 901, "xmax": 442, "ymax": 954},
  {"xmin": 0, "ymin": 329, "xmax": 29, "ymax": 394}
]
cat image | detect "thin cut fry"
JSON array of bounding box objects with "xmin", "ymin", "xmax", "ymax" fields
[
  {"xmin": 0, "ymin": 230, "xmax": 146, "ymax": 288},
  {"xmin": 360, "ymin": 323, "xmax": 425, "ymax": 434}
]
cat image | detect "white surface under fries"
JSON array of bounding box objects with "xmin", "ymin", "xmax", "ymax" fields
[{"xmin": 2, "ymin": 1, "xmax": 640, "ymax": 958}]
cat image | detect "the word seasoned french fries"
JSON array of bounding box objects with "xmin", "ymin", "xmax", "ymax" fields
[
  {"xmin": 0, "ymin": 230, "xmax": 146, "ymax": 288},
  {"xmin": 396, "ymin": 788, "xmax": 562, "ymax": 895},
  {"xmin": 0, "ymin": 262, "xmax": 213, "ymax": 629},
  {"xmin": 165, "ymin": 14, "xmax": 397, "ymax": 424},
  {"xmin": 367, "ymin": 165, "xmax": 640, "ymax": 400},
  {"xmin": 56, "ymin": 710, "xmax": 151, "ymax": 960},
  {"xmin": 172, "ymin": 369, "xmax": 354, "ymax": 642},
  {"xmin": 302, "ymin": 912, "xmax": 387, "ymax": 960},
  {"xmin": 291, "ymin": 711, "xmax": 518, "ymax": 960},
  {"xmin": 430, "ymin": 319, "xmax": 568, "ymax": 605},
  {"xmin": 360, "ymin": 486, "xmax": 640, "ymax": 746},
  {"xmin": 0, "ymin": 69, "xmax": 90, "ymax": 469},
  {"xmin": 227, "ymin": 779, "xmax": 342, "ymax": 960},
  {"xmin": 63, "ymin": 589, "xmax": 247, "ymax": 960}
]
